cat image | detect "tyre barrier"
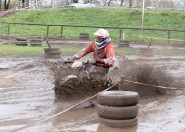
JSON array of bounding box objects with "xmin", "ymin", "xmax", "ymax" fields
[
  {"xmin": 16, "ymin": 36, "xmax": 27, "ymax": 41},
  {"xmin": 96, "ymin": 91, "xmax": 139, "ymax": 128},
  {"xmin": 98, "ymin": 117, "xmax": 138, "ymax": 128},
  {"xmin": 44, "ymin": 48, "xmax": 61, "ymax": 59},
  {"xmin": 97, "ymin": 91, "xmax": 138, "ymax": 106},
  {"xmin": 79, "ymin": 33, "xmax": 90, "ymax": 40},
  {"xmin": 97, "ymin": 104, "xmax": 138, "ymax": 120},
  {"xmin": 30, "ymin": 39, "xmax": 42, "ymax": 46},
  {"xmin": 15, "ymin": 36, "xmax": 28, "ymax": 46}
]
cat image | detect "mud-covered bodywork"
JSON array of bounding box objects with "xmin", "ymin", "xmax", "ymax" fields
[{"xmin": 52, "ymin": 59, "xmax": 121, "ymax": 101}]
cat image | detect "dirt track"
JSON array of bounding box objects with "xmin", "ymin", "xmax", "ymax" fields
[{"xmin": 0, "ymin": 56, "xmax": 185, "ymax": 132}]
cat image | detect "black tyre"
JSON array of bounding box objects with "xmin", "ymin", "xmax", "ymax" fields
[
  {"xmin": 16, "ymin": 41, "xmax": 28, "ymax": 46},
  {"xmin": 44, "ymin": 48, "xmax": 60, "ymax": 52},
  {"xmin": 45, "ymin": 50, "xmax": 61, "ymax": 55},
  {"xmin": 97, "ymin": 91, "xmax": 139, "ymax": 106},
  {"xmin": 16, "ymin": 36, "xmax": 27, "ymax": 41},
  {"xmin": 16, "ymin": 44, "xmax": 28, "ymax": 46},
  {"xmin": 98, "ymin": 117, "xmax": 138, "ymax": 128},
  {"xmin": 97, "ymin": 104, "xmax": 138, "ymax": 120},
  {"xmin": 44, "ymin": 54, "xmax": 61, "ymax": 59},
  {"xmin": 30, "ymin": 44, "xmax": 42, "ymax": 46}
]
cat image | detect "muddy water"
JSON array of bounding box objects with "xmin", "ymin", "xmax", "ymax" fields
[
  {"xmin": 0, "ymin": 57, "xmax": 185, "ymax": 132},
  {"xmin": 0, "ymin": 57, "xmax": 55, "ymax": 132}
]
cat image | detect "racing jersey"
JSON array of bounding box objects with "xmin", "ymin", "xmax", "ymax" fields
[{"xmin": 74, "ymin": 41, "xmax": 116, "ymax": 68}]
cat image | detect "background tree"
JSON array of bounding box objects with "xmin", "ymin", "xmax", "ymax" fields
[
  {"xmin": 72, "ymin": 0, "xmax": 78, "ymax": 3},
  {"xmin": 120, "ymin": 0, "xmax": 125, "ymax": 7},
  {"xmin": 103, "ymin": 0, "xmax": 108, "ymax": 6},
  {"xmin": 21, "ymin": 0, "xmax": 25, "ymax": 8},
  {"xmin": 129, "ymin": 0, "xmax": 133, "ymax": 7},
  {"xmin": 0, "ymin": 0, "xmax": 2, "ymax": 10},
  {"xmin": 107, "ymin": 0, "xmax": 112, "ymax": 6},
  {"xmin": 20, "ymin": 0, "xmax": 29, "ymax": 8},
  {"xmin": 4, "ymin": 0, "xmax": 11, "ymax": 10}
]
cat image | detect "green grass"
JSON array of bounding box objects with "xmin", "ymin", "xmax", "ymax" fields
[
  {"xmin": 1, "ymin": 44, "xmax": 184, "ymax": 57},
  {"xmin": 0, "ymin": 45, "xmax": 44, "ymax": 57},
  {"xmin": 0, "ymin": 44, "xmax": 89, "ymax": 57},
  {"xmin": 0, "ymin": 44, "xmax": 138, "ymax": 57},
  {"xmin": 0, "ymin": 8, "xmax": 185, "ymax": 42}
]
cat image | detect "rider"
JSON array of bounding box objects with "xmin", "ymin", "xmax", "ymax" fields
[{"xmin": 72, "ymin": 28, "xmax": 115, "ymax": 68}]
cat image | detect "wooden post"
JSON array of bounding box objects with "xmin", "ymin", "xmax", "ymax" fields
[
  {"xmin": 119, "ymin": 29, "xmax": 122, "ymax": 40},
  {"xmin": 8, "ymin": 23, "xmax": 10, "ymax": 35},
  {"xmin": 148, "ymin": 37, "xmax": 152, "ymax": 48},
  {"xmin": 119, "ymin": 75, "xmax": 125, "ymax": 91},
  {"xmin": 167, "ymin": 31, "xmax": 170, "ymax": 44},
  {"xmin": 46, "ymin": 25, "xmax": 49, "ymax": 38},
  {"xmin": 61, "ymin": 26, "xmax": 63, "ymax": 38}
]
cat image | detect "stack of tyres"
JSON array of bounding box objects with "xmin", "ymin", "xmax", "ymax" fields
[
  {"xmin": 15, "ymin": 36, "xmax": 28, "ymax": 46},
  {"xmin": 44, "ymin": 48, "xmax": 61, "ymax": 59},
  {"xmin": 79, "ymin": 33, "xmax": 90, "ymax": 41},
  {"xmin": 97, "ymin": 91, "xmax": 139, "ymax": 128},
  {"xmin": 30, "ymin": 39, "xmax": 42, "ymax": 46}
]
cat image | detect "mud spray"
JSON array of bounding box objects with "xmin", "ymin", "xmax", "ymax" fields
[
  {"xmin": 123, "ymin": 63, "xmax": 174, "ymax": 98},
  {"xmin": 50, "ymin": 55, "xmax": 174, "ymax": 102}
]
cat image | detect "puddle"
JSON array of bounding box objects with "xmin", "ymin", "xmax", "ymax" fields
[{"xmin": 0, "ymin": 57, "xmax": 184, "ymax": 132}]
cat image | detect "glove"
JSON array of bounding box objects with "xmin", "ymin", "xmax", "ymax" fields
[
  {"xmin": 63, "ymin": 57, "xmax": 75, "ymax": 63},
  {"xmin": 96, "ymin": 59, "xmax": 104, "ymax": 64},
  {"xmin": 71, "ymin": 60, "xmax": 83, "ymax": 68}
]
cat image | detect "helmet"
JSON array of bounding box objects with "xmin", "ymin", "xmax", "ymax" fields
[
  {"xmin": 94, "ymin": 28, "xmax": 111, "ymax": 49},
  {"xmin": 94, "ymin": 28, "xmax": 109, "ymax": 38}
]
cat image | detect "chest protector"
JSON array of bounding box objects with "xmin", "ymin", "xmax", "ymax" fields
[{"xmin": 93, "ymin": 44, "xmax": 107, "ymax": 61}]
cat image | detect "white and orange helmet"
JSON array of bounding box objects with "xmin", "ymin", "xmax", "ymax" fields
[{"xmin": 94, "ymin": 28, "xmax": 111, "ymax": 49}]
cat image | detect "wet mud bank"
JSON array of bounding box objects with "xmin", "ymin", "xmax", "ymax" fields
[{"xmin": 0, "ymin": 56, "xmax": 184, "ymax": 132}]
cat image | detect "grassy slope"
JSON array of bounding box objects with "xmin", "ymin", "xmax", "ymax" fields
[
  {"xmin": 1, "ymin": 9, "xmax": 185, "ymax": 28},
  {"xmin": 0, "ymin": 8, "xmax": 185, "ymax": 57},
  {"xmin": 0, "ymin": 8, "xmax": 185, "ymax": 41}
]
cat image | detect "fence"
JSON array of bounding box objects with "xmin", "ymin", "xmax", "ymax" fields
[{"xmin": 0, "ymin": 22, "xmax": 185, "ymax": 44}]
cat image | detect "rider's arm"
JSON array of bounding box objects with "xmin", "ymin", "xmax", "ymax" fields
[{"xmin": 73, "ymin": 42, "xmax": 94, "ymax": 59}]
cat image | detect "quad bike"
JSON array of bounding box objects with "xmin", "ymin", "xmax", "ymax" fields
[
  {"xmin": 53, "ymin": 57, "xmax": 122, "ymax": 100},
  {"xmin": 65, "ymin": 58, "xmax": 108, "ymax": 77},
  {"xmin": 62, "ymin": 57, "xmax": 122, "ymax": 82}
]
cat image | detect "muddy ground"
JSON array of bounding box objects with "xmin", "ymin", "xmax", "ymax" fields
[{"xmin": 0, "ymin": 54, "xmax": 185, "ymax": 132}]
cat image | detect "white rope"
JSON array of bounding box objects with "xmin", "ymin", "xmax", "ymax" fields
[
  {"xmin": 10, "ymin": 83, "xmax": 118, "ymax": 132},
  {"xmin": 125, "ymin": 80, "xmax": 185, "ymax": 91}
]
